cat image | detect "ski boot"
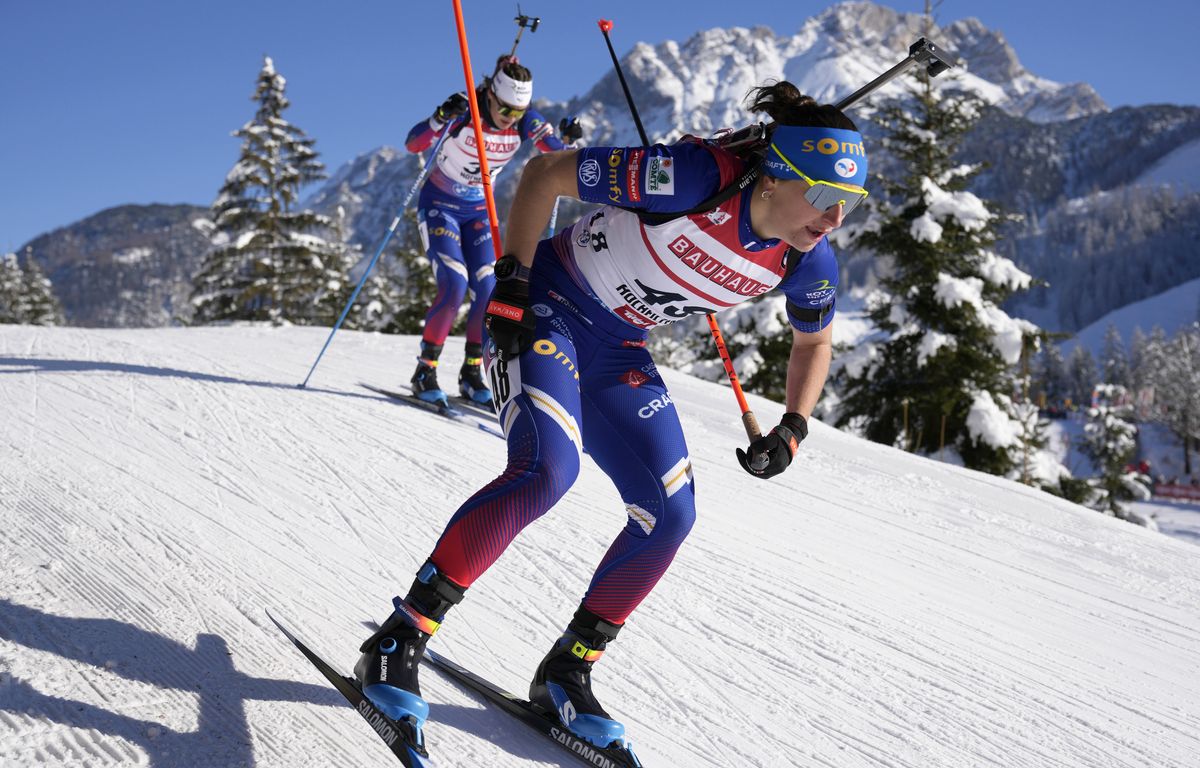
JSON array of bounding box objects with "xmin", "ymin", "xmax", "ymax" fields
[
  {"xmin": 410, "ymin": 342, "xmax": 448, "ymax": 405},
  {"xmin": 458, "ymin": 343, "xmax": 494, "ymax": 407},
  {"xmin": 354, "ymin": 561, "xmax": 466, "ymax": 728},
  {"xmin": 530, "ymin": 605, "xmax": 627, "ymax": 749}
]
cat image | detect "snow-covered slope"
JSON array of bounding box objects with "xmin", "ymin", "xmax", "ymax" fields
[
  {"xmin": 2, "ymin": 325, "xmax": 1199, "ymax": 767},
  {"xmin": 1135, "ymin": 137, "xmax": 1200, "ymax": 194},
  {"xmin": 1063, "ymin": 275, "xmax": 1200, "ymax": 359}
]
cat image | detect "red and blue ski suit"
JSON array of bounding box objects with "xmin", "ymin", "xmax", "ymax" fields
[
  {"xmin": 429, "ymin": 141, "xmax": 839, "ymax": 625},
  {"xmin": 405, "ymin": 107, "xmax": 567, "ymax": 349}
]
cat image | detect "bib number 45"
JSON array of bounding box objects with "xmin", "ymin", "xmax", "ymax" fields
[{"xmin": 634, "ymin": 279, "xmax": 712, "ymax": 319}]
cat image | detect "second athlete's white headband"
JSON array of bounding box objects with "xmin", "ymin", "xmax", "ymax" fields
[{"xmin": 491, "ymin": 69, "xmax": 533, "ymax": 108}]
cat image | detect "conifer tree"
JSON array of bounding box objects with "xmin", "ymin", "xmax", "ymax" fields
[
  {"xmin": 191, "ymin": 56, "xmax": 349, "ymax": 325},
  {"xmin": 0, "ymin": 252, "xmax": 25, "ymax": 324},
  {"xmin": 20, "ymin": 251, "xmax": 65, "ymax": 326},
  {"xmin": 1066, "ymin": 345, "xmax": 1099, "ymax": 409},
  {"xmin": 342, "ymin": 208, "xmax": 437, "ymax": 334},
  {"xmin": 1155, "ymin": 326, "xmax": 1200, "ymax": 476},
  {"xmin": 1081, "ymin": 384, "xmax": 1150, "ymax": 519},
  {"xmin": 1128, "ymin": 327, "xmax": 1150, "ymax": 393},
  {"xmin": 1034, "ymin": 343, "xmax": 1071, "ymax": 412},
  {"xmin": 1100, "ymin": 324, "xmax": 1130, "ymax": 388},
  {"xmin": 833, "ymin": 74, "xmax": 1041, "ymax": 476},
  {"xmin": 0, "ymin": 250, "xmax": 64, "ymax": 325}
]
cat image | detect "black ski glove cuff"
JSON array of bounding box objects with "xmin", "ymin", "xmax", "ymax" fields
[
  {"xmin": 485, "ymin": 256, "xmax": 535, "ymax": 362},
  {"xmin": 559, "ymin": 116, "xmax": 583, "ymax": 144},
  {"xmin": 735, "ymin": 412, "xmax": 808, "ymax": 480},
  {"xmin": 434, "ymin": 92, "xmax": 469, "ymax": 124}
]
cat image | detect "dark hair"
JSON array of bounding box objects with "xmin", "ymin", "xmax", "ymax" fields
[
  {"xmin": 495, "ymin": 55, "xmax": 532, "ymax": 82},
  {"xmin": 745, "ymin": 81, "xmax": 856, "ymax": 131}
]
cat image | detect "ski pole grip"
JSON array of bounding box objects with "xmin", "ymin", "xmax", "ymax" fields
[
  {"xmin": 742, "ymin": 411, "xmax": 763, "ymax": 442},
  {"xmin": 598, "ymin": 19, "xmax": 613, "ymax": 33}
]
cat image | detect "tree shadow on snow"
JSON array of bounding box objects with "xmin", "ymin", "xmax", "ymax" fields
[
  {"xmin": 0, "ymin": 356, "xmax": 372, "ymax": 402},
  {"xmin": 0, "ymin": 599, "xmax": 343, "ymax": 767}
]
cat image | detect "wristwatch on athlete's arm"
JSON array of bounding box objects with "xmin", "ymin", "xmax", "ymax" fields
[{"xmin": 485, "ymin": 255, "xmax": 536, "ymax": 361}]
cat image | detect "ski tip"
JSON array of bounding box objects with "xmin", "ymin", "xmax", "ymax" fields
[{"xmin": 265, "ymin": 610, "xmax": 290, "ymax": 635}]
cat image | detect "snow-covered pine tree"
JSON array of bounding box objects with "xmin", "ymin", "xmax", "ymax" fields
[
  {"xmin": 1066, "ymin": 345, "xmax": 1099, "ymax": 410},
  {"xmin": 1154, "ymin": 325, "xmax": 1200, "ymax": 476},
  {"xmin": 1100, "ymin": 324, "xmax": 1130, "ymax": 388},
  {"xmin": 1034, "ymin": 342, "xmax": 1071, "ymax": 413},
  {"xmin": 0, "ymin": 252, "xmax": 25, "ymax": 323},
  {"xmin": 1128, "ymin": 327, "xmax": 1149, "ymax": 392},
  {"xmin": 1081, "ymin": 383, "xmax": 1151, "ymax": 521},
  {"xmin": 0, "ymin": 250, "xmax": 64, "ymax": 325},
  {"xmin": 191, "ymin": 56, "xmax": 350, "ymax": 325},
  {"xmin": 20, "ymin": 251, "xmax": 65, "ymax": 326},
  {"xmin": 832, "ymin": 74, "xmax": 1041, "ymax": 476},
  {"xmin": 342, "ymin": 208, "xmax": 438, "ymax": 334}
]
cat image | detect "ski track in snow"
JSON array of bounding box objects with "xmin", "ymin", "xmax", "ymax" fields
[{"xmin": 2, "ymin": 325, "xmax": 1199, "ymax": 768}]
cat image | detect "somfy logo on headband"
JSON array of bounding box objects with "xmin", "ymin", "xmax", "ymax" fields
[{"xmin": 768, "ymin": 125, "xmax": 869, "ymax": 187}]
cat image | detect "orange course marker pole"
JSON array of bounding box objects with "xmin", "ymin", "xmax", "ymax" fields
[
  {"xmin": 450, "ymin": 0, "xmax": 504, "ymax": 261},
  {"xmin": 707, "ymin": 313, "xmax": 762, "ymax": 441}
]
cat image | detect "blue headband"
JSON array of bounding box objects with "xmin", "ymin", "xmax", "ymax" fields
[{"xmin": 762, "ymin": 125, "xmax": 868, "ymax": 188}]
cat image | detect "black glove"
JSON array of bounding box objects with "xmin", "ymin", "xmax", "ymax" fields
[
  {"xmin": 736, "ymin": 412, "xmax": 808, "ymax": 480},
  {"xmin": 559, "ymin": 116, "xmax": 583, "ymax": 144},
  {"xmin": 485, "ymin": 255, "xmax": 536, "ymax": 361},
  {"xmin": 434, "ymin": 92, "xmax": 469, "ymax": 123}
]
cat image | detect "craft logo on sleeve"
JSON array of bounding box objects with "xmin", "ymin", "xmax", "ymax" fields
[{"xmin": 646, "ymin": 156, "xmax": 674, "ymax": 195}]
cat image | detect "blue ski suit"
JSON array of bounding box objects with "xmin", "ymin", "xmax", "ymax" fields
[
  {"xmin": 405, "ymin": 102, "xmax": 567, "ymax": 349},
  {"xmin": 429, "ymin": 141, "xmax": 839, "ymax": 625}
]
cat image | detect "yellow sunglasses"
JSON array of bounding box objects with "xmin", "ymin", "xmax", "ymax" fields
[
  {"xmin": 490, "ymin": 89, "xmax": 527, "ymax": 119},
  {"xmin": 768, "ymin": 143, "xmax": 869, "ymax": 215}
]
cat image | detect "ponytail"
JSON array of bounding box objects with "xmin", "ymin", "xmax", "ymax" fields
[
  {"xmin": 494, "ymin": 55, "xmax": 532, "ymax": 82},
  {"xmin": 745, "ymin": 81, "xmax": 857, "ymax": 131}
]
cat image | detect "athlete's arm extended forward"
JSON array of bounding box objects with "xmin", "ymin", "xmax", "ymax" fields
[
  {"xmin": 504, "ymin": 150, "xmax": 580, "ymax": 268},
  {"xmin": 785, "ymin": 322, "xmax": 833, "ymax": 419}
]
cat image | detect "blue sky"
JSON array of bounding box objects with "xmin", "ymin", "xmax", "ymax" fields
[{"xmin": 3, "ymin": 0, "xmax": 1198, "ymax": 252}]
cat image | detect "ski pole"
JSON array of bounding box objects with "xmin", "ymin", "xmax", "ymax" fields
[
  {"xmin": 452, "ymin": 0, "xmax": 505, "ymax": 261},
  {"xmin": 597, "ymin": 19, "xmax": 649, "ymax": 147},
  {"xmin": 299, "ymin": 124, "xmax": 456, "ymax": 389},
  {"xmin": 598, "ymin": 18, "xmax": 762, "ymax": 442}
]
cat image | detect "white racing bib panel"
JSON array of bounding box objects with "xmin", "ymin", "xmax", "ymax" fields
[
  {"xmin": 434, "ymin": 126, "xmax": 523, "ymax": 192},
  {"xmin": 564, "ymin": 194, "xmax": 790, "ymax": 329}
]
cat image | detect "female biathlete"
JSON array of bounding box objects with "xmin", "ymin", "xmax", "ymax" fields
[
  {"xmin": 404, "ymin": 56, "xmax": 581, "ymax": 406},
  {"xmin": 357, "ymin": 81, "xmax": 870, "ymax": 750}
]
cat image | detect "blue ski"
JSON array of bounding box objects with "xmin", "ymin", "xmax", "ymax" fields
[
  {"xmin": 267, "ymin": 612, "xmax": 434, "ymax": 768},
  {"xmin": 424, "ymin": 648, "xmax": 644, "ymax": 768},
  {"xmin": 360, "ymin": 383, "xmax": 503, "ymax": 439}
]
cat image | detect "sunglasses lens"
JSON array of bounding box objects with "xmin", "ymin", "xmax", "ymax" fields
[
  {"xmin": 491, "ymin": 92, "xmax": 525, "ymax": 118},
  {"xmin": 805, "ymin": 183, "xmax": 866, "ymax": 216}
]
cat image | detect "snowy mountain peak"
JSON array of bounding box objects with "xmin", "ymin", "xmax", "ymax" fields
[{"xmin": 572, "ymin": 0, "xmax": 1106, "ymax": 146}]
